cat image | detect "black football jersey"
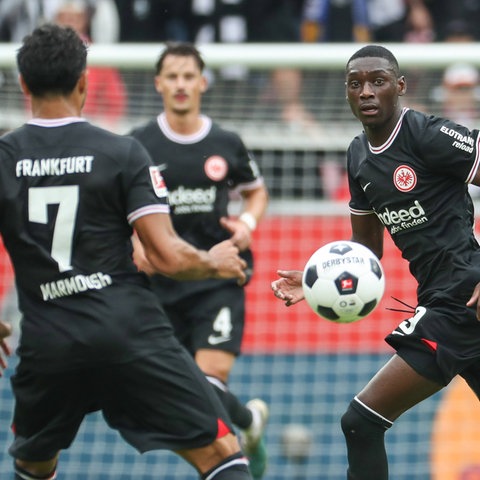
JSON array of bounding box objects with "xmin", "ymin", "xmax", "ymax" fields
[
  {"xmin": 130, "ymin": 113, "xmax": 264, "ymax": 302},
  {"xmin": 348, "ymin": 108, "xmax": 480, "ymax": 303},
  {"xmin": 0, "ymin": 118, "xmax": 172, "ymax": 371}
]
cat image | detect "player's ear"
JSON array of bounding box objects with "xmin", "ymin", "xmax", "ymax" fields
[
  {"xmin": 397, "ymin": 75, "xmax": 407, "ymax": 96},
  {"xmin": 200, "ymin": 74, "xmax": 208, "ymax": 94},
  {"xmin": 18, "ymin": 74, "xmax": 31, "ymax": 97},
  {"xmin": 154, "ymin": 75, "xmax": 163, "ymax": 94},
  {"xmin": 77, "ymin": 70, "xmax": 88, "ymax": 95}
]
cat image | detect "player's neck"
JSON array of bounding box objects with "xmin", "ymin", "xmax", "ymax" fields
[
  {"xmin": 30, "ymin": 96, "xmax": 82, "ymax": 120},
  {"xmin": 163, "ymin": 110, "xmax": 204, "ymax": 136},
  {"xmin": 364, "ymin": 108, "xmax": 403, "ymax": 147}
]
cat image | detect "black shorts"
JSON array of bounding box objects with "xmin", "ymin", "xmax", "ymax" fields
[
  {"xmin": 9, "ymin": 339, "xmax": 234, "ymax": 462},
  {"xmin": 385, "ymin": 302, "xmax": 480, "ymax": 396},
  {"xmin": 163, "ymin": 284, "xmax": 245, "ymax": 356}
]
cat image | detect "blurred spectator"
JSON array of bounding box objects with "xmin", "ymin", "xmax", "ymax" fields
[
  {"xmin": 89, "ymin": 0, "xmax": 120, "ymax": 43},
  {"xmin": 431, "ymin": 63, "xmax": 480, "ymax": 199},
  {"xmin": 244, "ymin": 0, "xmax": 315, "ymax": 128},
  {"xmin": 53, "ymin": 0, "xmax": 127, "ymax": 128},
  {"xmin": 0, "ymin": 0, "xmax": 119, "ymax": 43},
  {"xmin": 368, "ymin": 0, "xmax": 433, "ymax": 43},
  {"xmin": 427, "ymin": 0, "xmax": 480, "ymax": 42},
  {"xmin": 114, "ymin": 0, "xmax": 190, "ymax": 42},
  {"xmin": 0, "ymin": 0, "xmax": 46, "ymax": 42},
  {"xmin": 301, "ymin": 0, "xmax": 371, "ymax": 199},
  {"xmin": 431, "ymin": 63, "xmax": 480, "ymax": 129},
  {"xmin": 301, "ymin": 0, "xmax": 371, "ymax": 43},
  {"xmin": 442, "ymin": 18, "xmax": 475, "ymax": 43}
]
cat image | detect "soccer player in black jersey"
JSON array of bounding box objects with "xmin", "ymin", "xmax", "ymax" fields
[
  {"xmin": 132, "ymin": 43, "xmax": 268, "ymax": 478},
  {"xmin": 5, "ymin": 24, "xmax": 254, "ymax": 480},
  {"xmin": 129, "ymin": 42, "xmax": 270, "ymax": 479},
  {"xmin": 272, "ymin": 44, "xmax": 480, "ymax": 479}
]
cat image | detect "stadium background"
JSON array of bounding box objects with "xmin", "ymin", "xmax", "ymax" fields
[{"xmin": 0, "ymin": 42, "xmax": 478, "ymax": 479}]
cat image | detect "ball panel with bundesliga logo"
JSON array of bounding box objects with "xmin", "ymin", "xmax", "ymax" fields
[{"xmin": 301, "ymin": 240, "xmax": 385, "ymax": 323}]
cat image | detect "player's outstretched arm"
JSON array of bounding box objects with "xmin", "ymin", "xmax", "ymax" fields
[
  {"xmin": 133, "ymin": 213, "xmax": 247, "ymax": 284},
  {"xmin": 0, "ymin": 321, "xmax": 12, "ymax": 376},
  {"xmin": 271, "ymin": 270, "xmax": 304, "ymax": 306}
]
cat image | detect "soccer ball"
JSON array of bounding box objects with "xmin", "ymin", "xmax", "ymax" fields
[{"xmin": 302, "ymin": 240, "xmax": 385, "ymax": 323}]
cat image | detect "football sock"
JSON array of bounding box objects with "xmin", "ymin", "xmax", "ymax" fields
[
  {"xmin": 341, "ymin": 397, "xmax": 393, "ymax": 480},
  {"xmin": 14, "ymin": 462, "xmax": 57, "ymax": 480},
  {"xmin": 200, "ymin": 452, "xmax": 250, "ymax": 480},
  {"xmin": 206, "ymin": 376, "xmax": 253, "ymax": 429}
]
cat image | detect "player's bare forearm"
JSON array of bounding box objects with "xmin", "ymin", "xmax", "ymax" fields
[
  {"xmin": 134, "ymin": 214, "xmax": 246, "ymax": 284},
  {"xmin": 271, "ymin": 270, "xmax": 305, "ymax": 306},
  {"xmin": 221, "ymin": 184, "xmax": 268, "ymax": 251}
]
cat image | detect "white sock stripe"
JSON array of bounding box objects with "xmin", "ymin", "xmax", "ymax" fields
[
  {"xmin": 15, "ymin": 468, "xmax": 57, "ymax": 480},
  {"xmin": 204, "ymin": 457, "xmax": 249, "ymax": 480},
  {"xmin": 206, "ymin": 375, "xmax": 228, "ymax": 392},
  {"xmin": 353, "ymin": 396, "xmax": 393, "ymax": 427}
]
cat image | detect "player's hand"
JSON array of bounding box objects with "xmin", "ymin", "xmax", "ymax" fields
[
  {"xmin": 467, "ymin": 282, "xmax": 480, "ymax": 321},
  {"xmin": 219, "ymin": 216, "xmax": 252, "ymax": 251},
  {"xmin": 271, "ymin": 270, "xmax": 305, "ymax": 306},
  {"xmin": 0, "ymin": 321, "xmax": 12, "ymax": 376},
  {"xmin": 209, "ymin": 240, "xmax": 247, "ymax": 285}
]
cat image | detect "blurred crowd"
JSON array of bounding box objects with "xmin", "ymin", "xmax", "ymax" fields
[
  {"xmin": 0, "ymin": 0, "xmax": 479, "ymax": 127},
  {"xmin": 0, "ymin": 0, "xmax": 479, "ymax": 200},
  {"xmin": 0, "ymin": 1, "xmax": 475, "ymax": 46}
]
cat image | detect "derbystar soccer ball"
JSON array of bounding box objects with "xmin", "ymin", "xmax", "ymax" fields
[{"xmin": 302, "ymin": 240, "xmax": 385, "ymax": 323}]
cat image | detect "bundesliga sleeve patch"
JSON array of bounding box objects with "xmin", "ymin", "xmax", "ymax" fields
[{"xmin": 149, "ymin": 166, "xmax": 168, "ymax": 198}]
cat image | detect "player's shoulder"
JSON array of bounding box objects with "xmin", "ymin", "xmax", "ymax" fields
[
  {"xmin": 0, "ymin": 129, "xmax": 19, "ymax": 153},
  {"xmin": 208, "ymin": 120, "xmax": 244, "ymax": 144},
  {"xmin": 347, "ymin": 130, "xmax": 368, "ymax": 155},
  {"xmin": 128, "ymin": 118, "xmax": 158, "ymax": 140},
  {"xmin": 402, "ymin": 108, "xmax": 458, "ymax": 134}
]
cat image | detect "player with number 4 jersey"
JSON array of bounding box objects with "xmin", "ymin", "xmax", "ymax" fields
[{"xmin": 130, "ymin": 42, "xmax": 270, "ymax": 479}]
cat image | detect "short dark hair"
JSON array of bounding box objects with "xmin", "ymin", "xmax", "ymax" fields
[
  {"xmin": 155, "ymin": 41, "xmax": 205, "ymax": 75},
  {"xmin": 346, "ymin": 45, "xmax": 400, "ymax": 77},
  {"xmin": 17, "ymin": 23, "xmax": 87, "ymax": 97}
]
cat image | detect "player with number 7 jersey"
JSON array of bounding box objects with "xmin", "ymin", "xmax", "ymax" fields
[{"xmin": 4, "ymin": 23, "xmax": 252, "ymax": 480}]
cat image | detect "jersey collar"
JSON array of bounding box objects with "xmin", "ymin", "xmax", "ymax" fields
[
  {"xmin": 27, "ymin": 117, "xmax": 87, "ymax": 127},
  {"xmin": 157, "ymin": 112, "xmax": 212, "ymax": 144},
  {"xmin": 368, "ymin": 107, "xmax": 409, "ymax": 154}
]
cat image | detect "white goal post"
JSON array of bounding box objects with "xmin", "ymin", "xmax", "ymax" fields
[{"xmin": 0, "ymin": 41, "xmax": 477, "ymax": 69}]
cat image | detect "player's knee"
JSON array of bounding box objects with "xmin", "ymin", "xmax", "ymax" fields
[
  {"xmin": 341, "ymin": 398, "xmax": 392, "ymax": 442},
  {"xmin": 200, "ymin": 452, "xmax": 251, "ymax": 480},
  {"xmin": 14, "ymin": 460, "xmax": 57, "ymax": 480}
]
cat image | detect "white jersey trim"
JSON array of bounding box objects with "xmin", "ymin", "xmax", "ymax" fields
[
  {"xmin": 368, "ymin": 107, "xmax": 409, "ymax": 154},
  {"xmin": 349, "ymin": 207, "xmax": 375, "ymax": 216},
  {"xmin": 27, "ymin": 117, "xmax": 87, "ymax": 127},
  {"xmin": 231, "ymin": 177, "xmax": 265, "ymax": 194},
  {"xmin": 466, "ymin": 132, "xmax": 480, "ymax": 184},
  {"xmin": 157, "ymin": 112, "xmax": 212, "ymax": 144},
  {"xmin": 127, "ymin": 205, "xmax": 170, "ymax": 225}
]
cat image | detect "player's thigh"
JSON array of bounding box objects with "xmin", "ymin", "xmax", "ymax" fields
[
  {"xmin": 10, "ymin": 365, "xmax": 93, "ymax": 461},
  {"xmin": 357, "ymin": 353, "xmax": 443, "ymax": 422},
  {"xmin": 189, "ymin": 285, "xmax": 245, "ymax": 355},
  {"xmin": 100, "ymin": 342, "xmax": 234, "ymax": 452}
]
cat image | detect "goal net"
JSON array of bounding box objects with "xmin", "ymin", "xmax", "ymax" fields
[{"xmin": 0, "ymin": 41, "xmax": 478, "ymax": 479}]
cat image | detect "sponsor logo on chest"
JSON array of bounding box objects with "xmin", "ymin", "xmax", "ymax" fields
[
  {"xmin": 376, "ymin": 199, "xmax": 428, "ymax": 234},
  {"xmin": 169, "ymin": 185, "xmax": 217, "ymax": 214}
]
